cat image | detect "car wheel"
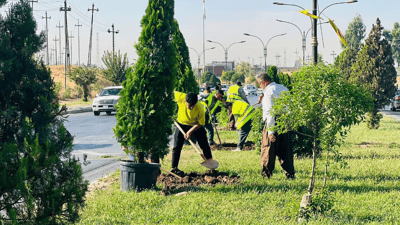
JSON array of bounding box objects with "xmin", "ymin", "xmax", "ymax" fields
[
  {"xmin": 106, "ymin": 111, "xmax": 112, "ymax": 115},
  {"xmin": 94, "ymin": 111, "xmax": 100, "ymax": 116}
]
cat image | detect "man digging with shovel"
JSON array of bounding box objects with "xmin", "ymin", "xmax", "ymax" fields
[{"xmin": 171, "ymin": 92, "xmax": 219, "ymax": 175}]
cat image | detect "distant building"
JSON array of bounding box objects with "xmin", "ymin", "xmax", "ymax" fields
[{"xmin": 204, "ymin": 61, "xmax": 235, "ymax": 78}]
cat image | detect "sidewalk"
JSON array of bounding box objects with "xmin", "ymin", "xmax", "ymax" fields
[{"xmin": 65, "ymin": 105, "xmax": 92, "ymax": 114}]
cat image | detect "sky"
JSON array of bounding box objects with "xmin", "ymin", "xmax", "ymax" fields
[{"xmin": 2, "ymin": 0, "xmax": 400, "ymax": 68}]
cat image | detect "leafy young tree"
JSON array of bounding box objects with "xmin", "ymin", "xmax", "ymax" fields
[
  {"xmin": 272, "ymin": 65, "xmax": 373, "ymax": 218},
  {"xmin": 0, "ymin": 1, "xmax": 87, "ymax": 223},
  {"xmin": 341, "ymin": 14, "xmax": 366, "ymax": 50},
  {"xmin": 230, "ymin": 73, "xmax": 245, "ymax": 83},
  {"xmin": 69, "ymin": 65, "xmax": 98, "ymax": 101},
  {"xmin": 173, "ymin": 19, "xmax": 198, "ymax": 93},
  {"xmin": 200, "ymin": 71, "xmax": 213, "ymax": 84},
  {"xmin": 113, "ymin": 0, "xmax": 177, "ymax": 163},
  {"xmin": 351, "ymin": 18, "xmax": 397, "ymax": 129},
  {"xmin": 221, "ymin": 71, "xmax": 234, "ymax": 84},
  {"xmin": 101, "ymin": 50, "xmax": 129, "ymax": 85},
  {"xmin": 236, "ymin": 61, "xmax": 255, "ymax": 77}
]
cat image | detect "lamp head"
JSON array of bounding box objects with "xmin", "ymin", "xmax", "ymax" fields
[
  {"xmin": 211, "ymin": 47, "xmax": 216, "ymax": 49},
  {"xmin": 243, "ymin": 33, "xmax": 250, "ymax": 36},
  {"xmin": 273, "ymin": 2, "xmax": 285, "ymax": 5},
  {"xmin": 207, "ymin": 40, "xmax": 213, "ymax": 43},
  {"xmin": 347, "ymin": 0, "xmax": 357, "ymax": 3},
  {"xmin": 240, "ymin": 41, "xmax": 246, "ymax": 43}
]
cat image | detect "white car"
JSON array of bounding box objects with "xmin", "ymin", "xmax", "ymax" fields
[
  {"xmin": 220, "ymin": 84, "xmax": 229, "ymax": 92},
  {"xmin": 92, "ymin": 86, "xmax": 123, "ymax": 116},
  {"xmin": 244, "ymin": 84, "xmax": 257, "ymax": 96}
]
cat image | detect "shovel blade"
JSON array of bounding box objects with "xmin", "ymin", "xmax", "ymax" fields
[{"xmin": 201, "ymin": 159, "xmax": 219, "ymax": 169}]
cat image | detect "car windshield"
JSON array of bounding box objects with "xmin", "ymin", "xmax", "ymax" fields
[{"xmin": 100, "ymin": 88, "xmax": 122, "ymax": 96}]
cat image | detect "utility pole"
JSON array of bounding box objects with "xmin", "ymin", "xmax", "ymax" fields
[
  {"xmin": 53, "ymin": 36, "xmax": 58, "ymax": 65},
  {"xmin": 330, "ymin": 51, "xmax": 337, "ymax": 64},
  {"xmin": 60, "ymin": 0, "xmax": 71, "ymax": 89},
  {"xmin": 75, "ymin": 19, "xmax": 82, "ymax": 66},
  {"xmin": 88, "ymin": 3, "xmax": 99, "ymax": 67},
  {"xmin": 275, "ymin": 53, "xmax": 281, "ymax": 68},
  {"xmin": 42, "ymin": 11, "xmax": 51, "ymax": 65},
  {"xmin": 28, "ymin": 0, "xmax": 38, "ymax": 10},
  {"xmin": 108, "ymin": 24, "xmax": 119, "ymax": 56},
  {"xmin": 50, "ymin": 47, "xmax": 55, "ymax": 65},
  {"xmin": 96, "ymin": 32, "xmax": 100, "ymax": 66},
  {"xmin": 56, "ymin": 21, "xmax": 63, "ymax": 65},
  {"xmin": 68, "ymin": 32, "xmax": 74, "ymax": 66},
  {"xmin": 312, "ymin": 0, "xmax": 318, "ymax": 64}
]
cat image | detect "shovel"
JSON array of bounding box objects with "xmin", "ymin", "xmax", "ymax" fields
[
  {"xmin": 205, "ymin": 105, "xmax": 222, "ymax": 145},
  {"xmin": 173, "ymin": 119, "xmax": 219, "ymax": 170}
]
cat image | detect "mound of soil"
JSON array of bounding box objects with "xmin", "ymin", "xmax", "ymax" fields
[
  {"xmin": 158, "ymin": 170, "xmax": 240, "ymax": 196},
  {"xmin": 210, "ymin": 141, "xmax": 255, "ymax": 151}
]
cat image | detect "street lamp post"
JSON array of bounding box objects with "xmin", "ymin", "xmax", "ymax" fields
[
  {"xmin": 207, "ymin": 40, "xmax": 246, "ymax": 71},
  {"xmin": 273, "ymin": 1, "xmax": 357, "ymax": 64},
  {"xmin": 243, "ymin": 33, "xmax": 286, "ymax": 72},
  {"xmin": 189, "ymin": 47, "xmax": 215, "ymax": 83},
  {"xmin": 277, "ymin": 19, "xmax": 330, "ymax": 65}
]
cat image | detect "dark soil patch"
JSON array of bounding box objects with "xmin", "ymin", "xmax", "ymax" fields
[
  {"xmin": 210, "ymin": 141, "xmax": 255, "ymax": 151},
  {"xmin": 158, "ymin": 170, "xmax": 240, "ymax": 196}
]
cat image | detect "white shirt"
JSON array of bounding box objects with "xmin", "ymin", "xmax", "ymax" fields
[{"xmin": 262, "ymin": 82, "xmax": 288, "ymax": 135}]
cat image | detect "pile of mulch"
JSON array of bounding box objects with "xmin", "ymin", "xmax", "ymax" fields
[
  {"xmin": 158, "ymin": 169, "xmax": 240, "ymax": 196},
  {"xmin": 210, "ymin": 141, "xmax": 255, "ymax": 151}
]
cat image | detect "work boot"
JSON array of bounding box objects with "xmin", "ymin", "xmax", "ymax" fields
[
  {"xmin": 209, "ymin": 140, "xmax": 215, "ymax": 145},
  {"xmin": 232, "ymin": 147, "xmax": 242, "ymax": 152},
  {"xmin": 286, "ymin": 173, "xmax": 295, "ymax": 180},
  {"xmin": 170, "ymin": 168, "xmax": 185, "ymax": 177}
]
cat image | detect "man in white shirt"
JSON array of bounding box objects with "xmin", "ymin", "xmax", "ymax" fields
[{"xmin": 256, "ymin": 73, "xmax": 295, "ymax": 179}]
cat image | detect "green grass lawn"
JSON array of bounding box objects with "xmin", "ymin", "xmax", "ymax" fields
[{"xmin": 78, "ymin": 116, "xmax": 400, "ymax": 224}]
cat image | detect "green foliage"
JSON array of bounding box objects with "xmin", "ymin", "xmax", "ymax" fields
[
  {"xmin": 208, "ymin": 74, "xmax": 220, "ymax": 86},
  {"xmin": 221, "ymin": 71, "xmax": 234, "ymax": 84},
  {"xmin": 300, "ymin": 188, "xmax": 336, "ymax": 220},
  {"xmin": 200, "ymin": 71, "xmax": 213, "ymax": 84},
  {"xmin": 367, "ymin": 109, "xmax": 384, "ymax": 129},
  {"xmin": 273, "ymin": 64, "xmax": 373, "ymax": 197},
  {"xmin": 267, "ymin": 65, "xmax": 278, "ymax": 81},
  {"xmin": 230, "ymin": 73, "xmax": 245, "ymax": 83},
  {"xmin": 249, "ymin": 107, "xmax": 263, "ymax": 153},
  {"xmin": 216, "ymin": 106, "xmax": 229, "ymax": 127},
  {"xmin": 351, "ymin": 18, "xmax": 397, "ymax": 129},
  {"xmin": 0, "ymin": 1, "xmax": 87, "ymax": 223},
  {"xmin": 334, "ymin": 47, "xmax": 358, "ymax": 80},
  {"xmin": 113, "ymin": 0, "xmax": 177, "ymax": 162},
  {"xmin": 248, "ymin": 76, "xmax": 256, "ymax": 83},
  {"xmin": 383, "ymin": 22, "xmax": 400, "ymax": 66},
  {"xmin": 101, "ymin": 50, "xmax": 129, "ymax": 85},
  {"xmin": 342, "ymin": 14, "xmax": 366, "ymax": 50},
  {"xmin": 68, "ymin": 65, "xmax": 98, "ymax": 101},
  {"xmin": 63, "ymin": 86, "xmax": 72, "ymax": 99},
  {"xmin": 236, "ymin": 61, "xmax": 255, "ymax": 77},
  {"xmin": 54, "ymin": 81, "xmax": 63, "ymax": 96},
  {"xmin": 173, "ymin": 19, "xmax": 198, "ymax": 94}
]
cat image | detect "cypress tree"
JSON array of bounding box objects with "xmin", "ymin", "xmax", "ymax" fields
[
  {"xmin": 173, "ymin": 19, "xmax": 198, "ymax": 93},
  {"xmin": 113, "ymin": 0, "xmax": 177, "ymax": 162},
  {"xmin": 334, "ymin": 47, "xmax": 358, "ymax": 81},
  {"xmin": 0, "ymin": 1, "xmax": 87, "ymax": 223},
  {"xmin": 351, "ymin": 18, "xmax": 397, "ymax": 129}
]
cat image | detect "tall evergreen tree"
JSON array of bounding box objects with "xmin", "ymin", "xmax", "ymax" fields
[
  {"xmin": 351, "ymin": 18, "xmax": 397, "ymax": 129},
  {"xmin": 0, "ymin": 1, "xmax": 87, "ymax": 223},
  {"xmin": 383, "ymin": 22, "xmax": 400, "ymax": 66},
  {"xmin": 173, "ymin": 19, "xmax": 198, "ymax": 93},
  {"xmin": 334, "ymin": 47, "xmax": 358, "ymax": 80},
  {"xmin": 113, "ymin": 0, "xmax": 177, "ymax": 162},
  {"xmin": 341, "ymin": 14, "xmax": 366, "ymax": 50}
]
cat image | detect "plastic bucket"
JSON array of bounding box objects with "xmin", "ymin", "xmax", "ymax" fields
[{"xmin": 120, "ymin": 160, "xmax": 161, "ymax": 191}]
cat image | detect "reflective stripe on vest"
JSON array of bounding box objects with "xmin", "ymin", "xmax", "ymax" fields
[
  {"xmin": 200, "ymin": 101, "xmax": 210, "ymax": 124},
  {"xmin": 232, "ymin": 101, "xmax": 254, "ymax": 130},
  {"xmin": 227, "ymin": 85, "xmax": 242, "ymax": 102}
]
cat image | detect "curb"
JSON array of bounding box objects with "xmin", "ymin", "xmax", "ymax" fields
[{"xmin": 66, "ymin": 106, "xmax": 92, "ymax": 114}]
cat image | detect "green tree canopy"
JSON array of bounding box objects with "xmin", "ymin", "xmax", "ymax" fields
[
  {"xmin": 383, "ymin": 22, "xmax": 400, "ymax": 66},
  {"xmin": 334, "ymin": 47, "xmax": 358, "ymax": 80},
  {"xmin": 0, "ymin": 1, "xmax": 87, "ymax": 223},
  {"xmin": 230, "ymin": 73, "xmax": 245, "ymax": 83},
  {"xmin": 351, "ymin": 18, "xmax": 397, "ymax": 129},
  {"xmin": 272, "ymin": 64, "xmax": 373, "ymax": 214},
  {"xmin": 200, "ymin": 71, "xmax": 214, "ymax": 84},
  {"xmin": 69, "ymin": 65, "xmax": 98, "ymax": 101},
  {"xmin": 173, "ymin": 19, "xmax": 198, "ymax": 93},
  {"xmin": 221, "ymin": 71, "xmax": 234, "ymax": 84},
  {"xmin": 342, "ymin": 14, "xmax": 366, "ymax": 50},
  {"xmin": 236, "ymin": 61, "xmax": 255, "ymax": 77},
  {"xmin": 113, "ymin": 0, "xmax": 177, "ymax": 162},
  {"xmin": 101, "ymin": 50, "xmax": 129, "ymax": 85}
]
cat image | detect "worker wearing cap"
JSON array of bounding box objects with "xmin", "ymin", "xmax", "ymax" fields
[
  {"xmin": 227, "ymin": 82, "xmax": 249, "ymax": 129},
  {"xmin": 171, "ymin": 91, "xmax": 215, "ymax": 173},
  {"xmin": 228, "ymin": 100, "xmax": 255, "ymax": 152}
]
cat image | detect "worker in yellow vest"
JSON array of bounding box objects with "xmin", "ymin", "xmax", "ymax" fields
[
  {"xmin": 172, "ymin": 91, "xmax": 218, "ymax": 173},
  {"xmin": 228, "ymin": 100, "xmax": 255, "ymax": 152},
  {"xmin": 200, "ymin": 90, "xmax": 225, "ymax": 145},
  {"xmin": 226, "ymin": 82, "xmax": 249, "ymax": 129}
]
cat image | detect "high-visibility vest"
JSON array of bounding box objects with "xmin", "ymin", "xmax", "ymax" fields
[
  {"xmin": 199, "ymin": 101, "xmax": 210, "ymax": 124},
  {"xmin": 206, "ymin": 93, "xmax": 223, "ymax": 115},
  {"xmin": 232, "ymin": 101, "xmax": 254, "ymax": 130},
  {"xmin": 227, "ymin": 85, "xmax": 242, "ymax": 102}
]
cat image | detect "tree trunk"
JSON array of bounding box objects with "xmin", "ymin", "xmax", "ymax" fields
[{"xmin": 137, "ymin": 152, "xmax": 145, "ymax": 163}]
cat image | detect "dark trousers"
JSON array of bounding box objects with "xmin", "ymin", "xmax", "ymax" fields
[
  {"xmin": 237, "ymin": 120, "xmax": 252, "ymax": 149},
  {"xmin": 204, "ymin": 122, "xmax": 214, "ymax": 143},
  {"xmin": 261, "ymin": 127, "xmax": 295, "ymax": 178},
  {"xmin": 172, "ymin": 123, "xmax": 213, "ymax": 168}
]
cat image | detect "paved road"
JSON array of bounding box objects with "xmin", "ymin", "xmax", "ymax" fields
[
  {"xmin": 381, "ymin": 105, "xmax": 400, "ymax": 120},
  {"xmin": 63, "ymin": 94, "xmax": 261, "ymax": 184}
]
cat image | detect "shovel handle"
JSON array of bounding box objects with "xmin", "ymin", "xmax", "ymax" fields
[
  {"xmin": 173, "ymin": 119, "xmax": 206, "ymax": 159},
  {"xmin": 160, "ymin": 167, "xmax": 182, "ymax": 180}
]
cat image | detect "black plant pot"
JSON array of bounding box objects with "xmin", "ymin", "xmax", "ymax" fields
[{"xmin": 120, "ymin": 160, "xmax": 161, "ymax": 191}]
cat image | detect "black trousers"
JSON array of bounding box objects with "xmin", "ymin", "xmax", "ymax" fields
[{"xmin": 172, "ymin": 123, "xmax": 213, "ymax": 168}]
